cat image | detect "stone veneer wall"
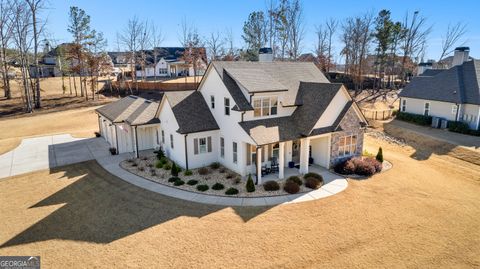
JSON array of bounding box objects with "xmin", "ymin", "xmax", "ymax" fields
[{"xmin": 329, "ymin": 106, "xmax": 365, "ymax": 167}]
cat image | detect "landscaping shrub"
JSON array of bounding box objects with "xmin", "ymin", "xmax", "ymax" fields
[
  {"xmin": 246, "ymin": 174, "xmax": 255, "ymax": 192},
  {"xmin": 286, "ymin": 176, "xmax": 302, "ymax": 186},
  {"xmin": 109, "ymin": 147, "xmax": 117, "ymax": 155},
  {"xmin": 187, "ymin": 179, "xmax": 198, "ymax": 186},
  {"xmin": 396, "ymin": 111, "xmax": 432, "ymax": 126},
  {"xmin": 198, "ymin": 167, "xmax": 210, "ymax": 175},
  {"xmin": 171, "ymin": 162, "xmax": 179, "ymax": 177},
  {"xmin": 174, "ymin": 179, "xmax": 185, "ymax": 186},
  {"xmin": 168, "ymin": 177, "xmax": 180, "ymax": 183},
  {"xmin": 147, "ymin": 163, "xmax": 153, "ymax": 168},
  {"xmin": 226, "ymin": 173, "xmax": 235, "ymax": 179},
  {"xmin": 154, "ymin": 149, "xmax": 165, "ymax": 160},
  {"xmin": 447, "ymin": 121, "xmax": 480, "ymax": 136},
  {"xmin": 376, "ymin": 147, "xmax": 384, "ymax": 163},
  {"xmin": 353, "ymin": 158, "xmax": 376, "ymax": 176},
  {"xmin": 225, "ymin": 187, "xmax": 239, "ymax": 195},
  {"xmin": 138, "ymin": 166, "xmax": 145, "ymax": 172},
  {"xmin": 155, "ymin": 160, "xmax": 163, "ymax": 169},
  {"xmin": 283, "ymin": 181, "xmax": 300, "ymax": 194},
  {"xmin": 263, "ymin": 180, "xmax": 280, "ymax": 191},
  {"xmin": 334, "ymin": 159, "xmax": 355, "ymax": 175},
  {"xmin": 210, "ymin": 162, "xmax": 220, "ymax": 169},
  {"xmin": 197, "ymin": 184, "xmax": 209, "ymax": 192},
  {"xmin": 184, "ymin": 169, "xmax": 193, "ymax": 176},
  {"xmin": 303, "ymin": 172, "xmax": 323, "ymax": 181},
  {"xmin": 304, "ymin": 177, "xmax": 322, "ymax": 189},
  {"xmin": 163, "ymin": 163, "xmax": 171, "ymax": 170},
  {"xmin": 232, "ymin": 177, "xmax": 241, "ymax": 185},
  {"xmin": 131, "ymin": 162, "xmax": 138, "ymax": 167},
  {"xmin": 362, "ymin": 149, "xmax": 374, "ymax": 157},
  {"xmin": 364, "ymin": 157, "xmax": 382, "ymax": 173},
  {"xmin": 150, "ymin": 171, "xmax": 156, "ymax": 176},
  {"xmin": 159, "ymin": 157, "xmax": 168, "ymax": 165},
  {"xmin": 94, "ymin": 131, "xmax": 101, "ymax": 137},
  {"xmin": 212, "ymin": 183, "xmax": 225, "ymax": 190},
  {"xmin": 219, "ymin": 167, "xmax": 226, "ymax": 173}
]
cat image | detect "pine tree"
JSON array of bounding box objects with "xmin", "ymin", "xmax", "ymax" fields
[
  {"xmin": 376, "ymin": 147, "xmax": 384, "ymax": 163},
  {"xmin": 246, "ymin": 174, "xmax": 255, "ymax": 192}
]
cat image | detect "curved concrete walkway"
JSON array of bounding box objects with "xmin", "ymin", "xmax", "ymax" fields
[{"xmin": 0, "ymin": 134, "xmax": 348, "ymax": 206}]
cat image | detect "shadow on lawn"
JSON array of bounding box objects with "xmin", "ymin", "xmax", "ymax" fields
[{"xmin": 0, "ymin": 161, "xmax": 272, "ymax": 248}]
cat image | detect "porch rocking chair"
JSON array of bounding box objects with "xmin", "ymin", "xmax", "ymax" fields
[{"xmin": 270, "ymin": 157, "xmax": 279, "ymax": 173}]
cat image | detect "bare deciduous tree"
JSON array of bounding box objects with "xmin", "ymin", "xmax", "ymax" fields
[
  {"xmin": 325, "ymin": 18, "xmax": 338, "ymax": 72},
  {"xmin": 119, "ymin": 16, "xmax": 144, "ymax": 93},
  {"xmin": 206, "ymin": 31, "xmax": 225, "ymax": 62},
  {"xmin": 0, "ymin": 0, "xmax": 14, "ymax": 99},
  {"xmin": 150, "ymin": 24, "xmax": 164, "ymax": 81},
  {"xmin": 438, "ymin": 22, "xmax": 467, "ymax": 63},
  {"xmin": 314, "ymin": 24, "xmax": 328, "ymax": 71}
]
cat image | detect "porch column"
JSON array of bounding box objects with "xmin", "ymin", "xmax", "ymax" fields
[
  {"xmin": 279, "ymin": 142, "xmax": 285, "ymax": 179},
  {"xmin": 299, "ymin": 138, "xmax": 310, "ymax": 174},
  {"xmin": 256, "ymin": 147, "xmax": 262, "ymax": 185},
  {"xmin": 285, "ymin": 141, "xmax": 292, "ymax": 167}
]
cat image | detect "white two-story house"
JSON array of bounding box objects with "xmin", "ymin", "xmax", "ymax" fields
[{"xmin": 96, "ymin": 60, "xmax": 367, "ymax": 184}]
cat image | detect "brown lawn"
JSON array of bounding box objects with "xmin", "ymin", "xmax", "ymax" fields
[
  {"xmin": 0, "ymin": 77, "xmax": 115, "ymax": 118},
  {"xmin": 0, "ymin": 135, "xmax": 479, "ymax": 268},
  {"xmin": 0, "ymin": 107, "xmax": 100, "ymax": 154}
]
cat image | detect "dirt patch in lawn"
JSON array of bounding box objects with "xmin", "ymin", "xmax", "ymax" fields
[
  {"xmin": 0, "ymin": 134, "xmax": 479, "ymax": 268},
  {"xmin": 0, "ymin": 107, "xmax": 100, "ymax": 154}
]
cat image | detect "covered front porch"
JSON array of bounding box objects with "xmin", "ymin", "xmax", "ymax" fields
[{"xmin": 247, "ymin": 133, "xmax": 331, "ymax": 184}]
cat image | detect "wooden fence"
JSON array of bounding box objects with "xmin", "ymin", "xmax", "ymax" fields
[
  {"xmin": 361, "ymin": 108, "xmax": 394, "ymax": 121},
  {"xmin": 112, "ymin": 81, "xmax": 200, "ymax": 92}
]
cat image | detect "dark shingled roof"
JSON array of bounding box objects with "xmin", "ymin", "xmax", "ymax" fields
[
  {"xmin": 222, "ymin": 70, "xmax": 253, "ymax": 111},
  {"xmin": 239, "ymin": 82, "xmax": 353, "ymax": 145},
  {"xmin": 169, "ymin": 91, "xmax": 219, "ymax": 134},
  {"xmin": 420, "ymin": 69, "xmax": 445, "ymax": 76},
  {"xmin": 211, "ymin": 61, "xmax": 329, "ymax": 107},
  {"xmin": 96, "ymin": 95, "xmax": 160, "ymax": 126},
  {"xmin": 401, "ymin": 60, "xmax": 480, "ymax": 105}
]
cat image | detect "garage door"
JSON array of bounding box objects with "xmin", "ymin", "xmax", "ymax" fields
[{"xmin": 117, "ymin": 124, "xmax": 133, "ymax": 153}]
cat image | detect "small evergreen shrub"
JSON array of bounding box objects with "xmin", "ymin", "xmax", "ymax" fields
[
  {"xmin": 283, "ymin": 181, "xmax": 300, "ymax": 194},
  {"xmin": 212, "ymin": 183, "xmax": 225, "ymax": 190},
  {"xmin": 246, "ymin": 174, "xmax": 255, "ymax": 192},
  {"xmin": 150, "ymin": 169, "xmax": 156, "ymax": 176},
  {"xmin": 396, "ymin": 111, "xmax": 432, "ymax": 126},
  {"xmin": 376, "ymin": 147, "xmax": 384, "ymax": 163},
  {"xmin": 225, "ymin": 187, "xmax": 239, "ymax": 195},
  {"xmin": 168, "ymin": 177, "xmax": 180, "ymax": 183},
  {"xmin": 109, "ymin": 147, "xmax": 117, "ymax": 155},
  {"xmin": 304, "ymin": 177, "xmax": 322, "ymax": 189},
  {"xmin": 210, "ymin": 162, "xmax": 220, "ymax": 169},
  {"xmin": 198, "ymin": 167, "xmax": 210, "ymax": 175},
  {"xmin": 184, "ymin": 169, "xmax": 193, "ymax": 176},
  {"xmin": 171, "ymin": 162, "xmax": 179, "ymax": 177},
  {"xmin": 131, "ymin": 162, "xmax": 138, "ymax": 167},
  {"xmin": 138, "ymin": 166, "xmax": 145, "ymax": 172},
  {"xmin": 286, "ymin": 176, "xmax": 302, "ymax": 186},
  {"xmin": 173, "ymin": 179, "xmax": 185, "ymax": 186},
  {"xmin": 187, "ymin": 179, "xmax": 198, "ymax": 186},
  {"xmin": 159, "ymin": 157, "xmax": 168, "ymax": 165},
  {"xmin": 197, "ymin": 184, "xmax": 209, "ymax": 192},
  {"xmin": 163, "ymin": 163, "xmax": 171, "ymax": 170},
  {"xmin": 263, "ymin": 180, "xmax": 280, "ymax": 191},
  {"xmin": 155, "ymin": 160, "xmax": 163, "ymax": 169},
  {"xmin": 154, "ymin": 149, "xmax": 165, "ymax": 160}
]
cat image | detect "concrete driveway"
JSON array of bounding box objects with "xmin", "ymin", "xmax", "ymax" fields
[{"xmin": 0, "ymin": 134, "xmax": 110, "ymax": 179}]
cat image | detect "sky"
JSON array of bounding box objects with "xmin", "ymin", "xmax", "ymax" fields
[{"xmin": 44, "ymin": 0, "xmax": 480, "ymax": 62}]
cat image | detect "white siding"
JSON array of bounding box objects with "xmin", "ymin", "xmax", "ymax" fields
[
  {"xmin": 461, "ymin": 104, "xmax": 480, "ymax": 130},
  {"xmin": 243, "ymin": 91, "xmax": 296, "ymax": 121},
  {"xmin": 116, "ymin": 124, "xmax": 134, "ymax": 153},
  {"xmin": 198, "ymin": 68, "xmax": 255, "ymax": 176},
  {"xmin": 310, "ymin": 135, "xmax": 330, "ymax": 168},
  {"xmin": 401, "ymin": 97, "xmax": 458, "ymax": 121},
  {"xmin": 186, "ymin": 130, "xmax": 219, "ymax": 169},
  {"xmin": 137, "ymin": 126, "xmax": 156, "ymax": 150},
  {"xmin": 313, "ymin": 88, "xmax": 349, "ymax": 129},
  {"xmin": 158, "ymin": 99, "xmax": 186, "ymax": 168}
]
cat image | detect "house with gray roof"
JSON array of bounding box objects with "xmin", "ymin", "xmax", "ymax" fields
[
  {"xmin": 399, "ymin": 47, "xmax": 480, "ymax": 130},
  {"xmin": 96, "ymin": 56, "xmax": 366, "ymax": 184}
]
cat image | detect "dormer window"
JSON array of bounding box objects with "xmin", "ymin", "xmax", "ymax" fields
[{"xmin": 253, "ymin": 96, "xmax": 278, "ymax": 117}]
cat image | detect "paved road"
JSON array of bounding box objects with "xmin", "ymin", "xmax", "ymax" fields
[{"xmin": 0, "ymin": 134, "xmax": 110, "ymax": 179}]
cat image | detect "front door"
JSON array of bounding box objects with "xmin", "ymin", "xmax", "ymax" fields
[{"xmin": 292, "ymin": 140, "xmax": 300, "ymax": 164}]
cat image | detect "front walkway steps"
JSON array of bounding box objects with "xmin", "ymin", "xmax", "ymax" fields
[{"xmin": 0, "ymin": 134, "xmax": 348, "ymax": 206}]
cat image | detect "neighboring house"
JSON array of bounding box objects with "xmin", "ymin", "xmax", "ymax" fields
[
  {"xmin": 96, "ymin": 59, "xmax": 367, "ymax": 184},
  {"xmin": 399, "ymin": 47, "xmax": 480, "ymax": 130},
  {"xmin": 29, "ymin": 42, "xmax": 70, "ymax": 78},
  {"xmin": 108, "ymin": 47, "xmax": 207, "ymax": 79}
]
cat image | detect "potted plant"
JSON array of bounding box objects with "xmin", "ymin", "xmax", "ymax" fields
[
  {"xmin": 288, "ymin": 161, "xmax": 295, "ymax": 168},
  {"xmin": 109, "ymin": 147, "xmax": 117, "ymax": 155}
]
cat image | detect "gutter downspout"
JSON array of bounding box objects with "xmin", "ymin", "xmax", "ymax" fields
[
  {"xmin": 184, "ymin": 134, "xmax": 189, "ymax": 170},
  {"xmin": 255, "ymin": 147, "xmax": 259, "ymax": 185},
  {"xmin": 97, "ymin": 114, "xmax": 102, "ymax": 135},
  {"xmin": 134, "ymin": 126, "xmax": 139, "ymax": 158},
  {"xmin": 115, "ymin": 124, "xmax": 119, "ymax": 155},
  {"xmin": 476, "ymin": 107, "xmax": 480, "ymax": 130},
  {"xmin": 455, "ymin": 103, "xmax": 461, "ymax": 121}
]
